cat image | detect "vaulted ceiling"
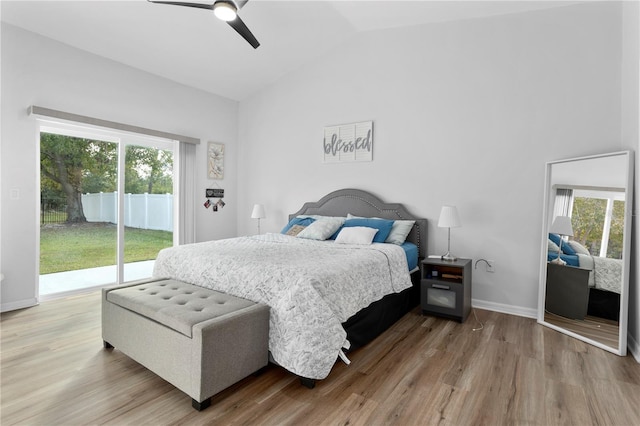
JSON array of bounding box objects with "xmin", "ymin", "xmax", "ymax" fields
[{"xmin": 1, "ymin": 1, "xmax": 578, "ymax": 101}]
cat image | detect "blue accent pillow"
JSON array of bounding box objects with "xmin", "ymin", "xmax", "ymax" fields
[
  {"xmin": 549, "ymin": 233, "xmax": 576, "ymax": 255},
  {"xmin": 281, "ymin": 217, "xmax": 315, "ymax": 234},
  {"xmin": 335, "ymin": 218, "xmax": 394, "ymax": 243}
]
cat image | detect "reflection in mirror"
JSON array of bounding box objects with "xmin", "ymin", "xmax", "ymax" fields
[{"xmin": 538, "ymin": 151, "xmax": 634, "ymax": 356}]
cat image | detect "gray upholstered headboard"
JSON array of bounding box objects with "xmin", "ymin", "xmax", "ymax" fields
[{"xmin": 289, "ymin": 188, "xmax": 428, "ymax": 259}]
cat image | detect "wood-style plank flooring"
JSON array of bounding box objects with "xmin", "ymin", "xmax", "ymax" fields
[
  {"xmin": 544, "ymin": 311, "xmax": 620, "ymax": 350},
  {"xmin": 2, "ymin": 291, "xmax": 639, "ymax": 425}
]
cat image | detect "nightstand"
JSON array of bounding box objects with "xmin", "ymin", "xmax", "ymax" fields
[
  {"xmin": 545, "ymin": 262, "xmax": 590, "ymax": 320},
  {"xmin": 421, "ymin": 258, "xmax": 472, "ymax": 322}
]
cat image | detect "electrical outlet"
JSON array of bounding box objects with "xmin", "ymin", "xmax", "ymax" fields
[{"xmin": 486, "ymin": 260, "xmax": 495, "ymax": 273}]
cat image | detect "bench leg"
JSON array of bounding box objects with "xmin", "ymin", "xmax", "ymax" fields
[
  {"xmin": 103, "ymin": 341, "xmax": 114, "ymax": 349},
  {"xmin": 192, "ymin": 398, "xmax": 211, "ymax": 411}
]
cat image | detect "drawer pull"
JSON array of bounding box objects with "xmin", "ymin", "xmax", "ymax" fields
[{"xmin": 432, "ymin": 284, "xmax": 450, "ymax": 290}]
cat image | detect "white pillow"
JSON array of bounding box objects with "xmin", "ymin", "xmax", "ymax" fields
[
  {"xmin": 297, "ymin": 217, "xmax": 345, "ymax": 240},
  {"xmin": 386, "ymin": 220, "xmax": 415, "ymax": 245},
  {"xmin": 567, "ymin": 240, "xmax": 590, "ymax": 255},
  {"xmin": 335, "ymin": 227, "xmax": 378, "ymax": 245},
  {"xmin": 347, "ymin": 214, "xmax": 415, "ymax": 245},
  {"xmin": 548, "ymin": 239, "xmax": 560, "ymax": 252}
]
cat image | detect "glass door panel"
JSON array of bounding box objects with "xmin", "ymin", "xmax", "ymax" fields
[
  {"xmin": 122, "ymin": 144, "xmax": 174, "ymax": 282},
  {"xmin": 39, "ymin": 132, "xmax": 118, "ymax": 295}
]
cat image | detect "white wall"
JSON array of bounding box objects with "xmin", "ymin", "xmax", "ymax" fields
[
  {"xmin": 0, "ymin": 24, "xmax": 238, "ymax": 311},
  {"xmin": 237, "ymin": 2, "xmax": 632, "ymax": 319}
]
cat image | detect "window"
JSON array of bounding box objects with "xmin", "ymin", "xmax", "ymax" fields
[{"xmin": 570, "ymin": 189, "xmax": 625, "ymax": 259}]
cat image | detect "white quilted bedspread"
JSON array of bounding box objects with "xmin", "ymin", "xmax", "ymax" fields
[{"xmin": 153, "ymin": 233, "xmax": 412, "ymax": 380}]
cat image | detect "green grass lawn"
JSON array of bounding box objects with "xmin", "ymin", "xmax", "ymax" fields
[{"xmin": 40, "ymin": 223, "xmax": 173, "ymax": 274}]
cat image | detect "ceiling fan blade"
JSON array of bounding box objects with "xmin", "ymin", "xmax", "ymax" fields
[
  {"xmin": 147, "ymin": 1, "xmax": 214, "ymax": 11},
  {"xmin": 227, "ymin": 15, "xmax": 260, "ymax": 49}
]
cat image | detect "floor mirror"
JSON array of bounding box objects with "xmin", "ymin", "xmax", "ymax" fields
[{"xmin": 537, "ymin": 151, "xmax": 634, "ymax": 355}]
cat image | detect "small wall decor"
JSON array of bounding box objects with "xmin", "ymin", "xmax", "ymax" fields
[
  {"xmin": 204, "ymin": 184, "xmax": 225, "ymax": 212},
  {"xmin": 205, "ymin": 188, "xmax": 224, "ymax": 198},
  {"xmin": 207, "ymin": 142, "xmax": 225, "ymax": 179},
  {"xmin": 323, "ymin": 121, "xmax": 373, "ymax": 163}
]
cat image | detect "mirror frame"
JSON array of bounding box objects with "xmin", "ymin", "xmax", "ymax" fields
[{"xmin": 537, "ymin": 151, "xmax": 634, "ymax": 356}]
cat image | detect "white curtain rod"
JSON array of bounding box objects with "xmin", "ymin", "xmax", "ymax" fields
[{"xmin": 28, "ymin": 105, "xmax": 200, "ymax": 145}]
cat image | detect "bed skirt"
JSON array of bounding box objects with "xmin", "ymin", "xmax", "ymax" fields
[{"xmin": 343, "ymin": 270, "xmax": 420, "ymax": 350}]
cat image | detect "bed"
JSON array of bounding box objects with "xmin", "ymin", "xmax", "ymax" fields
[
  {"xmin": 546, "ymin": 233, "xmax": 621, "ymax": 320},
  {"xmin": 153, "ymin": 188, "xmax": 427, "ymax": 385}
]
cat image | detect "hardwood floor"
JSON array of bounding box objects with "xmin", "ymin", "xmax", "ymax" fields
[
  {"xmin": 2, "ymin": 291, "xmax": 639, "ymax": 425},
  {"xmin": 544, "ymin": 311, "xmax": 620, "ymax": 350}
]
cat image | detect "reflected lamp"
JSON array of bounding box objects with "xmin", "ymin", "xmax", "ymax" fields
[{"xmin": 549, "ymin": 215, "xmax": 574, "ymax": 265}]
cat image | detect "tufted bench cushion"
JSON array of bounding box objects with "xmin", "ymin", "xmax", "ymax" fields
[{"xmin": 106, "ymin": 280, "xmax": 256, "ymax": 338}]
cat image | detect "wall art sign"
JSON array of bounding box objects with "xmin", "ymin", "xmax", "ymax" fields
[
  {"xmin": 207, "ymin": 142, "xmax": 225, "ymax": 179},
  {"xmin": 323, "ymin": 121, "xmax": 373, "ymax": 163}
]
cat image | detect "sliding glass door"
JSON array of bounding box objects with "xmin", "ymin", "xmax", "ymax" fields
[
  {"xmin": 39, "ymin": 123, "xmax": 176, "ymax": 296},
  {"xmin": 122, "ymin": 140, "xmax": 174, "ymax": 282}
]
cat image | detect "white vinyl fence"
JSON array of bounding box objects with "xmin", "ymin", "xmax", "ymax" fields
[{"xmin": 82, "ymin": 192, "xmax": 173, "ymax": 232}]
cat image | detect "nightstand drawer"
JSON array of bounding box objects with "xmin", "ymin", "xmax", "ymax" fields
[{"xmin": 421, "ymin": 280, "xmax": 464, "ymax": 315}]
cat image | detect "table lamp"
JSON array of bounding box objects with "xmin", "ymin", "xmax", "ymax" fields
[
  {"xmin": 251, "ymin": 204, "xmax": 266, "ymax": 234},
  {"xmin": 438, "ymin": 205, "xmax": 461, "ymax": 261},
  {"xmin": 549, "ymin": 215, "xmax": 573, "ymax": 265}
]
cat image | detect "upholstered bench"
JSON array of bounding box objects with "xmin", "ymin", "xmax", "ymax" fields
[{"xmin": 102, "ymin": 279, "xmax": 270, "ymax": 410}]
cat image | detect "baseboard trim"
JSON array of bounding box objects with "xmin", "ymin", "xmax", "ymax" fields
[
  {"xmin": 1, "ymin": 297, "xmax": 38, "ymax": 313},
  {"xmin": 472, "ymin": 298, "xmax": 538, "ymax": 319}
]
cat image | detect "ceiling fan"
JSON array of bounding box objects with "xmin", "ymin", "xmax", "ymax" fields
[{"xmin": 147, "ymin": 0, "xmax": 260, "ymax": 49}]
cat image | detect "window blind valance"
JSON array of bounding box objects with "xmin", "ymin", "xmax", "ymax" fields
[{"xmin": 28, "ymin": 105, "xmax": 200, "ymax": 145}]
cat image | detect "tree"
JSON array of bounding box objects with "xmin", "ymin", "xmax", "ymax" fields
[
  {"xmin": 571, "ymin": 197, "xmax": 606, "ymax": 255},
  {"xmin": 125, "ymin": 146, "xmax": 173, "ymax": 194},
  {"xmin": 40, "ymin": 133, "xmax": 116, "ymax": 223},
  {"xmin": 608, "ymin": 200, "xmax": 625, "ymax": 259}
]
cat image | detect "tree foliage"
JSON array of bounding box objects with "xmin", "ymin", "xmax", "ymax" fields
[
  {"xmin": 571, "ymin": 196, "xmax": 625, "ymax": 259},
  {"xmin": 125, "ymin": 146, "xmax": 173, "ymax": 194},
  {"xmin": 41, "ymin": 133, "xmax": 116, "ymax": 223},
  {"xmin": 41, "ymin": 133, "xmax": 173, "ymax": 224}
]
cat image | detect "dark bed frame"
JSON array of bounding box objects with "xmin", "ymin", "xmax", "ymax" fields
[{"xmin": 288, "ymin": 188, "xmax": 428, "ymax": 388}]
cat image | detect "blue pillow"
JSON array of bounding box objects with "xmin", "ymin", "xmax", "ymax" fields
[
  {"xmin": 335, "ymin": 218, "xmax": 394, "ymax": 243},
  {"xmin": 281, "ymin": 217, "xmax": 315, "ymax": 234},
  {"xmin": 549, "ymin": 233, "xmax": 576, "ymax": 255}
]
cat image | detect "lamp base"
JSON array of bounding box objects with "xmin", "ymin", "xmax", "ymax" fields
[
  {"xmin": 549, "ymin": 257, "xmax": 566, "ymax": 265},
  {"xmin": 441, "ymin": 252, "xmax": 457, "ymax": 262}
]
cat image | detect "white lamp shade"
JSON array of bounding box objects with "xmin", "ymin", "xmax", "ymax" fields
[
  {"xmin": 550, "ymin": 215, "xmax": 574, "ymax": 237},
  {"xmin": 251, "ymin": 204, "xmax": 266, "ymax": 219},
  {"xmin": 438, "ymin": 206, "xmax": 461, "ymax": 228}
]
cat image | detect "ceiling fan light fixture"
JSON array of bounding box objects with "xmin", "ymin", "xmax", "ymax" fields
[{"xmin": 213, "ymin": 1, "xmax": 237, "ymax": 21}]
